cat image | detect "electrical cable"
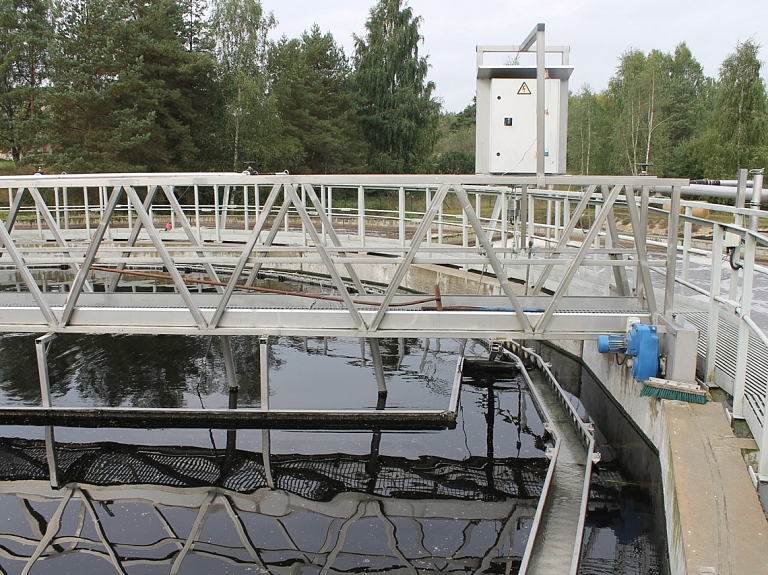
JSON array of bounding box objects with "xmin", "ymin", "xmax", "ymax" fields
[{"xmin": 727, "ymin": 246, "xmax": 743, "ymax": 271}]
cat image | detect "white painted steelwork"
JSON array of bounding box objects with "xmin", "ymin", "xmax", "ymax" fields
[{"xmin": 1, "ymin": 170, "xmax": 768, "ymax": 477}]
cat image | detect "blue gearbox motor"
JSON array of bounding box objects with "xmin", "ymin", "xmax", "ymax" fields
[{"xmin": 597, "ymin": 323, "xmax": 660, "ymax": 382}]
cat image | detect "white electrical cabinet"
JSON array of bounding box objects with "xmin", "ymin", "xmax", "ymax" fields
[
  {"xmin": 489, "ymin": 78, "xmax": 561, "ymax": 174},
  {"xmin": 475, "ymin": 56, "xmax": 573, "ymax": 175}
]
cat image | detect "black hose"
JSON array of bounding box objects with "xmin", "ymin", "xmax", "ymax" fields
[{"xmin": 727, "ymin": 246, "xmax": 743, "ymax": 271}]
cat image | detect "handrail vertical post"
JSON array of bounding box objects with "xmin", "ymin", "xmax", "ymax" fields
[
  {"xmin": 663, "ymin": 185, "xmax": 681, "ymax": 315},
  {"xmin": 706, "ymin": 223, "xmax": 723, "ymax": 383},
  {"xmin": 733, "ymin": 233, "xmax": 756, "ymax": 418}
]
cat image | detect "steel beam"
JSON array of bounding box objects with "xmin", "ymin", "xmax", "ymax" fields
[
  {"xmin": 283, "ymin": 184, "xmax": 366, "ymax": 331},
  {"xmin": 536, "ymin": 185, "xmax": 623, "ymax": 333},
  {"xmin": 0, "ymin": 217, "xmax": 58, "ymax": 327},
  {"xmin": 106, "ymin": 185, "xmax": 159, "ymax": 293},
  {"xmin": 532, "ymin": 184, "xmax": 596, "ymax": 294},
  {"xmin": 454, "ymin": 184, "xmax": 533, "ymax": 332},
  {"xmin": 122, "ymin": 185, "xmax": 208, "ymax": 329}
]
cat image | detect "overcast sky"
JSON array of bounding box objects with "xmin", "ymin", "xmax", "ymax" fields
[{"xmin": 259, "ymin": 0, "xmax": 767, "ymax": 113}]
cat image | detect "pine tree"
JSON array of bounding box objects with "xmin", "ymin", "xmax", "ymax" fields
[
  {"xmin": 352, "ymin": 0, "xmax": 440, "ymax": 173},
  {"xmin": 45, "ymin": 0, "xmax": 218, "ymax": 172},
  {"xmin": 703, "ymin": 39, "xmax": 768, "ymax": 177},
  {"xmin": 268, "ymin": 26, "xmax": 365, "ymax": 174},
  {"xmin": 0, "ymin": 0, "xmax": 52, "ymax": 164}
]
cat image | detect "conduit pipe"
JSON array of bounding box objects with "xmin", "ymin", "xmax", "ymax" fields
[{"xmin": 637, "ymin": 184, "xmax": 759, "ymax": 201}]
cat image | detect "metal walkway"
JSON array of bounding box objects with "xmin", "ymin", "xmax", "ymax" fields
[{"xmin": 0, "ymin": 173, "xmax": 681, "ymax": 339}]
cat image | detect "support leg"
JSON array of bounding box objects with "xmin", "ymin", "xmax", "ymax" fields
[
  {"xmin": 36, "ymin": 333, "xmax": 56, "ymax": 407},
  {"xmin": 369, "ymin": 339, "xmax": 387, "ymax": 399},
  {"xmin": 260, "ymin": 336, "xmax": 269, "ymax": 411}
]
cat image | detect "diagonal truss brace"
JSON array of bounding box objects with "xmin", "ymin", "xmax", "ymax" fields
[
  {"xmin": 106, "ymin": 185, "xmax": 159, "ymax": 293},
  {"xmin": 21, "ymin": 488, "xmax": 75, "ymax": 575},
  {"xmin": 600, "ymin": 185, "xmax": 630, "ymax": 296},
  {"xmin": 369, "ymin": 184, "xmax": 452, "ymax": 332},
  {"xmin": 535, "ymin": 184, "xmax": 623, "ymax": 333},
  {"xmin": 284, "ymin": 184, "xmax": 366, "ymax": 331},
  {"xmin": 209, "ymin": 184, "xmax": 286, "ymax": 328},
  {"xmin": 60, "ymin": 186, "xmax": 124, "ymax": 326},
  {"xmin": 623, "ymin": 185, "xmax": 657, "ymax": 315},
  {"xmin": 0, "ymin": 217, "xmax": 58, "ymax": 327},
  {"xmin": 454, "ymin": 184, "xmax": 533, "ymax": 333},
  {"xmin": 532, "ymin": 185, "xmax": 596, "ymax": 295},
  {"xmin": 244, "ymin": 187, "xmax": 297, "ymax": 287},
  {"xmin": 123, "ymin": 186, "xmax": 208, "ymax": 329},
  {"xmin": 302, "ymin": 183, "xmax": 367, "ymax": 295},
  {"xmin": 26, "ymin": 186, "xmax": 93, "ymax": 292},
  {"xmin": 161, "ymin": 185, "xmax": 223, "ymax": 292}
]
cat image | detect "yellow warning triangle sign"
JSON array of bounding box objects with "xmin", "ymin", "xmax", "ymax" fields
[{"xmin": 518, "ymin": 82, "xmax": 531, "ymax": 95}]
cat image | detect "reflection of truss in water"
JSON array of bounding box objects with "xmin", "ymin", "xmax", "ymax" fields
[{"xmin": 0, "ymin": 437, "xmax": 546, "ymax": 573}]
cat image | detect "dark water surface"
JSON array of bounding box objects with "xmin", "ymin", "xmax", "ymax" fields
[{"xmin": 0, "ymin": 334, "xmax": 665, "ymax": 573}]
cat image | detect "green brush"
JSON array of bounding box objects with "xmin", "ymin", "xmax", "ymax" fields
[{"xmin": 640, "ymin": 377, "xmax": 708, "ymax": 404}]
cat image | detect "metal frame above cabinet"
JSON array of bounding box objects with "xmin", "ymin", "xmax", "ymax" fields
[{"xmin": 475, "ymin": 23, "xmax": 573, "ymax": 176}]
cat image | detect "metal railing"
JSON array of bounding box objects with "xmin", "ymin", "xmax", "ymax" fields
[{"xmin": 0, "ymin": 170, "xmax": 766, "ymax": 474}]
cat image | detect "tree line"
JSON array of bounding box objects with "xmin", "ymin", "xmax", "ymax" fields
[
  {"xmin": 2, "ymin": 0, "xmax": 766, "ymax": 178},
  {"xmin": 1, "ymin": 0, "xmax": 439, "ymax": 174},
  {"xmin": 567, "ymin": 40, "xmax": 768, "ymax": 178}
]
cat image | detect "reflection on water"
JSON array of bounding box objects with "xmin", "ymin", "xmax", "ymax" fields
[{"xmin": 0, "ymin": 335, "xmax": 666, "ymax": 573}]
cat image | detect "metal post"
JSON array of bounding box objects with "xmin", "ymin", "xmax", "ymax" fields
[
  {"xmin": 749, "ymin": 169, "xmax": 764, "ymax": 232},
  {"xmin": 546, "ymin": 199, "xmax": 552, "ymax": 242},
  {"xmin": 84, "ymin": 187, "xmax": 91, "ymax": 238},
  {"xmin": 221, "ymin": 335, "xmax": 238, "ymax": 392},
  {"xmin": 262, "ymin": 429, "xmax": 274, "ymax": 488},
  {"xmin": 63, "ymin": 187, "xmax": 69, "ymax": 230},
  {"xmin": 521, "ymin": 185, "xmax": 528, "ymax": 249},
  {"xmin": 475, "ymin": 192, "xmax": 482, "ymax": 248},
  {"xmin": 730, "ymin": 170, "xmax": 748, "ymax": 302},
  {"xmin": 45, "ymin": 426, "xmax": 59, "ymax": 489},
  {"xmin": 36, "ymin": 333, "xmax": 56, "ymax": 408},
  {"xmin": 534, "ymin": 23, "xmax": 546, "ymax": 178},
  {"xmin": 194, "ymin": 185, "xmax": 200, "ymax": 241},
  {"xmin": 214, "ymin": 185, "xmax": 221, "ymax": 242},
  {"xmin": 399, "ymin": 186, "xmax": 406, "ymax": 248},
  {"xmin": 358, "ymin": 185, "xmax": 365, "ymax": 247},
  {"xmin": 369, "ymin": 338, "xmax": 388, "ymax": 398},
  {"xmin": 706, "ymin": 223, "xmax": 723, "ymax": 382},
  {"xmin": 54, "ymin": 187, "xmax": 60, "ymax": 227},
  {"xmin": 425, "ymin": 187, "xmax": 432, "ymax": 248},
  {"xmin": 501, "ymin": 188, "xmax": 508, "ymax": 249},
  {"xmin": 462, "ymin": 203, "xmax": 468, "ymax": 268},
  {"xmin": 35, "ymin": 200, "xmax": 43, "ymax": 241},
  {"xmin": 221, "ymin": 185, "xmax": 230, "ymax": 231},
  {"xmin": 327, "ymin": 185, "xmax": 333, "ymax": 241},
  {"xmin": 732, "ymin": 233, "xmax": 756, "ymax": 418},
  {"xmin": 438, "ymin": 195, "xmax": 444, "ymax": 246},
  {"xmin": 663, "ymin": 185, "xmax": 681, "ymax": 315},
  {"xmin": 260, "ymin": 336, "xmax": 269, "ymax": 411},
  {"xmin": 244, "ymin": 184, "xmax": 249, "ymax": 231},
  {"xmin": 170, "ymin": 187, "xmax": 176, "ymax": 230},
  {"xmin": 528, "ymin": 195, "xmax": 535, "ymax": 248},
  {"xmin": 681, "ymin": 205, "xmax": 693, "ymax": 287}
]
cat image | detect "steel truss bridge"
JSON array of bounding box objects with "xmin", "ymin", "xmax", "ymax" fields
[
  {"xmin": 0, "ymin": 173, "xmax": 683, "ymax": 339},
  {"xmin": 0, "ymin": 171, "xmax": 766, "ymax": 475}
]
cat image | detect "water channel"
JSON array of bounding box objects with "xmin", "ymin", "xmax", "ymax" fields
[{"xmin": 0, "ymin": 329, "xmax": 666, "ymax": 574}]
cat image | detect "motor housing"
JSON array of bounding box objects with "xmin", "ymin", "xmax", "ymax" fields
[{"xmin": 597, "ymin": 323, "xmax": 659, "ymax": 382}]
